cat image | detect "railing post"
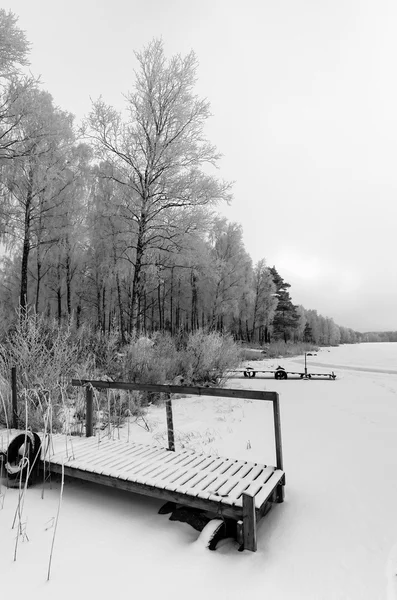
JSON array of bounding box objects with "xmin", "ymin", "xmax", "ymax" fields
[
  {"xmin": 11, "ymin": 367, "xmax": 18, "ymax": 429},
  {"xmin": 273, "ymin": 393, "xmax": 284, "ymax": 471},
  {"xmin": 165, "ymin": 393, "xmax": 175, "ymax": 451},
  {"xmin": 86, "ymin": 386, "xmax": 93, "ymax": 437}
]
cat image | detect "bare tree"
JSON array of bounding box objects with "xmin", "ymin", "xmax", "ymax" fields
[
  {"xmin": 0, "ymin": 10, "xmax": 38, "ymax": 163},
  {"xmin": 86, "ymin": 39, "xmax": 232, "ymax": 331},
  {"xmin": 1, "ymin": 88, "xmax": 79, "ymax": 313}
]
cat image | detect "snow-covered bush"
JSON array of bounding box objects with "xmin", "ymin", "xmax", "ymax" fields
[{"xmin": 182, "ymin": 331, "xmax": 242, "ymax": 384}]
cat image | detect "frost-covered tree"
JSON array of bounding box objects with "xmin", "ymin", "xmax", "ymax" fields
[
  {"xmin": 0, "ymin": 10, "xmax": 37, "ymax": 164},
  {"xmin": 251, "ymin": 259, "xmax": 277, "ymax": 343},
  {"xmin": 1, "ymin": 88, "xmax": 79, "ymax": 313},
  {"xmin": 86, "ymin": 39, "xmax": 232, "ymax": 331}
]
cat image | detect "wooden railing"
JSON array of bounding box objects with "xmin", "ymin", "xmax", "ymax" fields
[
  {"xmin": 7, "ymin": 369, "xmax": 283, "ymax": 471},
  {"xmin": 71, "ymin": 379, "xmax": 284, "ymax": 472}
]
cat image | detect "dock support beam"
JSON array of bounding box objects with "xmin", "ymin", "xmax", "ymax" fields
[
  {"xmin": 86, "ymin": 386, "xmax": 93, "ymax": 437},
  {"xmin": 165, "ymin": 394, "xmax": 175, "ymax": 451},
  {"xmin": 242, "ymin": 492, "xmax": 257, "ymax": 552}
]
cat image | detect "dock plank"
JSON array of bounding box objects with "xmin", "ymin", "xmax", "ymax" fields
[
  {"xmin": 176, "ymin": 456, "xmax": 224, "ymax": 490},
  {"xmin": 215, "ymin": 465, "xmax": 265, "ymax": 506},
  {"xmin": 143, "ymin": 452, "xmax": 207, "ymax": 488},
  {"xmin": 185, "ymin": 458, "xmax": 237, "ymax": 495},
  {"xmin": 60, "ymin": 443, "xmax": 144, "ymax": 471},
  {"xmin": 88, "ymin": 446, "xmax": 167, "ymax": 476},
  {"xmin": 47, "ymin": 437, "xmax": 117, "ymax": 463},
  {"xmin": 89, "ymin": 444, "xmax": 159, "ymax": 473},
  {"xmin": 251, "ymin": 469, "xmax": 285, "ymax": 509},
  {"xmin": 212, "ymin": 463, "xmax": 255, "ymax": 498},
  {"xmin": 192, "ymin": 460, "xmax": 251, "ymax": 500},
  {"xmin": 241, "ymin": 467, "xmax": 275, "ymax": 499},
  {"xmin": 117, "ymin": 449, "xmax": 175, "ymax": 478},
  {"xmin": 160, "ymin": 456, "xmax": 212, "ymax": 490}
]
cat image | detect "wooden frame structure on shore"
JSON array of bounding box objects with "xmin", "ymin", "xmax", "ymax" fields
[
  {"xmin": 68, "ymin": 379, "xmax": 285, "ymax": 551},
  {"xmin": 6, "ymin": 373, "xmax": 286, "ymax": 552}
]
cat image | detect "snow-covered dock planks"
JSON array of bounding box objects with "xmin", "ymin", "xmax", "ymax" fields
[
  {"xmin": 0, "ymin": 429, "xmax": 284, "ymax": 552},
  {"xmin": 45, "ymin": 435, "xmax": 284, "ymax": 551},
  {"xmin": 44, "ymin": 434, "xmax": 283, "ymax": 505}
]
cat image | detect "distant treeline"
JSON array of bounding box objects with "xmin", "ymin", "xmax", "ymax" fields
[{"xmin": 362, "ymin": 332, "xmax": 397, "ymax": 343}]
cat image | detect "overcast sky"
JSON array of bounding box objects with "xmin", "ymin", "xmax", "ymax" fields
[{"xmin": 9, "ymin": 0, "xmax": 397, "ymax": 332}]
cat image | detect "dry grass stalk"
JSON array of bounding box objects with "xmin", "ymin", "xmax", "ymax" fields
[
  {"xmin": 13, "ymin": 455, "xmax": 30, "ymax": 561},
  {"xmin": 47, "ymin": 461, "xmax": 64, "ymax": 581}
]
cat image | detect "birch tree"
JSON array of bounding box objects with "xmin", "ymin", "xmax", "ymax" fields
[
  {"xmin": 2, "ymin": 88, "xmax": 77, "ymax": 313},
  {"xmin": 0, "ymin": 10, "xmax": 38, "ymax": 165},
  {"xmin": 251, "ymin": 259, "xmax": 277, "ymax": 343},
  {"xmin": 86, "ymin": 39, "xmax": 232, "ymax": 332},
  {"xmin": 208, "ymin": 218, "xmax": 251, "ymax": 331}
]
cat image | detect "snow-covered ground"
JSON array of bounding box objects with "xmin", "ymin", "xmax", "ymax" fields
[{"xmin": 1, "ymin": 342, "xmax": 397, "ymax": 599}]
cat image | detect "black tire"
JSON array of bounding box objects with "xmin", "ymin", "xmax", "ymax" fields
[
  {"xmin": 5, "ymin": 432, "xmax": 41, "ymax": 485},
  {"xmin": 275, "ymin": 370, "xmax": 287, "ymax": 380}
]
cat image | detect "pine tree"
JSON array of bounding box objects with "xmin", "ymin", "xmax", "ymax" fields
[
  {"xmin": 303, "ymin": 322, "xmax": 314, "ymax": 343},
  {"xmin": 269, "ymin": 266, "xmax": 300, "ymax": 342}
]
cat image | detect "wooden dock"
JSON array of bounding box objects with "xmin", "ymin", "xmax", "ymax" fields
[{"xmin": 1, "ymin": 380, "xmax": 286, "ymax": 552}]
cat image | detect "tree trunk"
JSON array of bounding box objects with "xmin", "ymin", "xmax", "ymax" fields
[
  {"xmin": 96, "ymin": 274, "xmax": 101, "ymax": 330},
  {"xmin": 162, "ymin": 279, "xmax": 166, "ymax": 332},
  {"xmin": 251, "ymin": 297, "xmax": 258, "ymax": 343},
  {"xmin": 176, "ymin": 277, "xmax": 181, "ymax": 331},
  {"xmin": 170, "ymin": 266, "xmax": 174, "ymax": 336},
  {"xmin": 20, "ymin": 167, "xmax": 34, "ymax": 314},
  {"xmin": 191, "ymin": 269, "xmax": 198, "ymax": 332},
  {"xmin": 76, "ymin": 304, "xmax": 81, "ymax": 328},
  {"xmin": 157, "ymin": 280, "xmax": 162, "ymax": 331},
  {"xmin": 35, "ymin": 250, "xmax": 42, "ymax": 314},
  {"xmin": 102, "ymin": 286, "xmax": 106, "ymax": 333},
  {"xmin": 65, "ymin": 236, "xmax": 72, "ymax": 318},
  {"xmin": 57, "ymin": 261, "xmax": 62, "ymax": 325},
  {"xmin": 116, "ymin": 272, "xmax": 125, "ymax": 343},
  {"xmin": 246, "ymin": 319, "xmax": 250, "ymax": 342},
  {"xmin": 131, "ymin": 208, "xmax": 147, "ymax": 333},
  {"xmin": 143, "ymin": 279, "xmax": 147, "ymax": 335}
]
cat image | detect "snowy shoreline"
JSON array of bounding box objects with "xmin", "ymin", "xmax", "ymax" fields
[{"xmin": 1, "ymin": 342, "xmax": 397, "ymax": 599}]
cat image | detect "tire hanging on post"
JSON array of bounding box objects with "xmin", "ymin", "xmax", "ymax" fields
[{"xmin": 5, "ymin": 431, "xmax": 42, "ymax": 486}]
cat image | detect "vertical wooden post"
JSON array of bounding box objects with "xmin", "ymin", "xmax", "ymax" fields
[
  {"xmin": 242, "ymin": 492, "xmax": 257, "ymax": 552},
  {"xmin": 11, "ymin": 367, "xmax": 18, "ymax": 429},
  {"xmin": 165, "ymin": 393, "xmax": 175, "ymax": 451},
  {"xmin": 275, "ymin": 480, "xmax": 285, "ymax": 503},
  {"xmin": 273, "ymin": 393, "xmax": 284, "ymax": 471},
  {"xmin": 86, "ymin": 386, "xmax": 93, "ymax": 437},
  {"xmin": 273, "ymin": 392, "xmax": 285, "ymax": 503}
]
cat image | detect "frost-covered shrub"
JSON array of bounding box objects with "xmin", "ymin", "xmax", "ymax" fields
[
  {"xmin": 0, "ymin": 311, "xmax": 78, "ymax": 430},
  {"xmin": 181, "ymin": 331, "xmax": 242, "ymax": 384},
  {"xmin": 0, "ymin": 317, "xmax": 244, "ymax": 427},
  {"xmin": 74, "ymin": 327, "xmax": 121, "ymax": 379}
]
